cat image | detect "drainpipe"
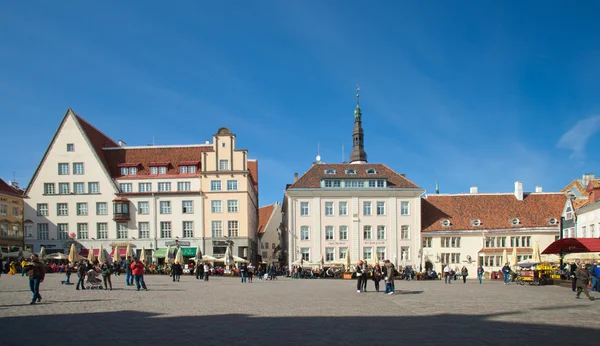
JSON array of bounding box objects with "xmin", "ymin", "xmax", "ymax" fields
[{"xmin": 153, "ymin": 192, "xmax": 158, "ymax": 250}]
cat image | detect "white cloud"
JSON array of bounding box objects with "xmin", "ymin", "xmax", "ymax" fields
[{"xmin": 557, "ymin": 115, "xmax": 600, "ymax": 159}]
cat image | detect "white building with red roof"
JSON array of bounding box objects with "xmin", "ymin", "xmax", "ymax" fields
[{"xmin": 24, "ymin": 109, "xmax": 259, "ymax": 262}]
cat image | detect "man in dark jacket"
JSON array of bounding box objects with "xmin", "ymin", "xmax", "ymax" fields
[
  {"xmin": 76, "ymin": 260, "xmax": 87, "ymax": 290},
  {"xmin": 195, "ymin": 261, "xmax": 204, "ymax": 280},
  {"xmin": 575, "ymin": 264, "xmax": 594, "ymax": 300},
  {"xmin": 26, "ymin": 254, "xmax": 46, "ymax": 304}
]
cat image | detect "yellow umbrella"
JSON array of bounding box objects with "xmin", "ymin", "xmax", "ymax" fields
[
  {"xmin": 511, "ymin": 247, "xmax": 518, "ymax": 268},
  {"xmin": 502, "ymin": 249, "xmax": 508, "ymax": 266},
  {"xmin": 39, "ymin": 246, "xmax": 46, "ymax": 260},
  {"xmin": 68, "ymin": 243, "xmax": 77, "ymax": 263},
  {"xmin": 112, "ymin": 246, "xmax": 120, "ymax": 263},
  {"xmin": 140, "ymin": 247, "xmax": 146, "ymax": 263},
  {"xmin": 344, "ymin": 249, "xmax": 351, "ymax": 271},
  {"xmin": 125, "ymin": 244, "xmax": 133, "ymax": 259},
  {"xmin": 195, "ymin": 246, "xmax": 203, "ymax": 262},
  {"xmin": 166, "ymin": 245, "xmax": 172, "ymax": 263},
  {"xmin": 532, "ymin": 242, "xmax": 541, "ymax": 263},
  {"xmin": 98, "ymin": 244, "xmax": 106, "ymax": 263},
  {"xmin": 175, "ymin": 247, "xmax": 184, "ymax": 264},
  {"xmin": 87, "ymin": 246, "xmax": 96, "ymax": 263}
]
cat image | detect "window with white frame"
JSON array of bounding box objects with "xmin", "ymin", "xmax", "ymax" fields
[
  {"xmin": 325, "ymin": 226, "xmax": 334, "ymax": 240},
  {"xmin": 339, "ymin": 247, "xmax": 348, "ymax": 259},
  {"xmin": 422, "ymin": 237, "xmax": 432, "ymax": 248},
  {"xmin": 401, "ymin": 246, "xmax": 410, "ymax": 261},
  {"xmin": 139, "ymin": 183, "xmax": 152, "ymax": 192},
  {"xmin": 300, "ymin": 226, "xmax": 310, "ymax": 240},
  {"xmin": 138, "ymin": 222, "xmax": 149, "ymax": 239},
  {"xmin": 58, "ymin": 163, "xmax": 69, "ymax": 175},
  {"xmin": 88, "ymin": 182, "xmax": 99, "ymax": 194},
  {"xmin": 129, "ymin": 167, "xmax": 137, "ymax": 175},
  {"xmin": 300, "ymin": 248, "xmax": 310, "ymax": 261},
  {"xmin": 138, "ymin": 201, "xmax": 149, "ymax": 214},
  {"xmin": 119, "ymin": 183, "xmax": 133, "ymax": 193},
  {"xmin": 150, "ymin": 167, "xmax": 158, "ymax": 175},
  {"xmin": 57, "ymin": 203, "xmax": 68, "ymax": 216},
  {"xmin": 339, "ymin": 225, "xmax": 348, "ymax": 240},
  {"xmin": 160, "ymin": 201, "xmax": 171, "ymax": 214},
  {"xmin": 300, "ymin": 202, "xmax": 309, "ymax": 216},
  {"xmin": 37, "ymin": 223, "xmax": 49, "ymax": 240},
  {"xmin": 74, "ymin": 183, "xmax": 85, "ymax": 194},
  {"xmin": 43, "ymin": 183, "xmax": 55, "ymax": 195},
  {"xmin": 228, "ymin": 220, "xmax": 238, "ymax": 237},
  {"xmin": 377, "ymin": 247, "xmax": 386, "ymax": 261},
  {"xmin": 227, "ymin": 180, "xmax": 238, "ymax": 191},
  {"xmin": 582, "ymin": 226, "xmax": 587, "ymax": 238},
  {"xmin": 67, "ymin": 143, "xmax": 74, "ymax": 152},
  {"xmin": 179, "ymin": 166, "xmax": 188, "ymax": 174},
  {"xmin": 182, "ymin": 201, "xmax": 193, "ymax": 214},
  {"xmin": 97, "ymin": 223, "xmax": 108, "ymax": 239},
  {"xmin": 121, "ymin": 167, "xmax": 129, "ymax": 176},
  {"xmin": 325, "ymin": 202, "xmax": 334, "ymax": 216},
  {"xmin": 77, "ymin": 223, "xmax": 88, "ymax": 239},
  {"xmin": 183, "ymin": 221, "xmax": 194, "ymax": 238},
  {"xmin": 377, "ymin": 225, "xmax": 386, "ymax": 240},
  {"xmin": 159, "ymin": 166, "xmax": 167, "ymax": 174},
  {"xmin": 590, "ymin": 224, "xmax": 596, "ymax": 238},
  {"xmin": 57, "ymin": 223, "xmax": 69, "ymax": 240},
  {"xmin": 441, "ymin": 236, "xmax": 461, "ymax": 248},
  {"xmin": 12, "ymin": 207, "xmax": 19, "ymax": 217},
  {"xmin": 339, "ymin": 201, "xmax": 348, "ymax": 216},
  {"xmin": 211, "ymin": 221, "xmax": 223, "ymax": 237},
  {"xmin": 376, "ymin": 201, "xmax": 386, "ymax": 215},
  {"xmin": 401, "ymin": 225, "xmax": 410, "ymax": 240},
  {"xmin": 37, "ymin": 204, "xmax": 48, "ymax": 216},
  {"xmin": 73, "ymin": 162, "xmax": 84, "ymax": 175},
  {"xmin": 401, "ymin": 201, "xmax": 410, "ymax": 215},
  {"xmin": 363, "ymin": 247, "xmax": 373, "ymax": 260},
  {"xmin": 76, "ymin": 203, "xmax": 88, "ymax": 215},
  {"xmin": 363, "ymin": 201, "xmax": 372, "ymax": 216},
  {"xmin": 219, "ymin": 159, "xmax": 229, "ymax": 171},
  {"xmin": 363, "ymin": 225, "xmax": 372, "ymax": 240},
  {"xmin": 211, "ymin": 200, "xmax": 222, "ymax": 213},
  {"xmin": 0, "ymin": 205, "xmax": 5, "ymax": 216},
  {"xmin": 211, "ymin": 180, "xmax": 221, "ymax": 191},
  {"xmin": 160, "ymin": 221, "xmax": 171, "ymax": 238},
  {"xmin": 177, "ymin": 182, "xmax": 191, "ymax": 191},
  {"xmin": 325, "ymin": 247, "xmax": 335, "ymax": 262},
  {"xmin": 346, "ymin": 180, "xmax": 363, "ymax": 187},
  {"xmin": 158, "ymin": 182, "xmax": 171, "ymax": 192},
  {"xmin": 59, "ymin": 183, "xmax": 70, "ymax": 194},
  {"xmin": 117, "ymin": 223, "xmax": 128, "ymax": 239},
  {"xmin": 227, "ymin": 200, "xmax": 238, "ymax": 213}
]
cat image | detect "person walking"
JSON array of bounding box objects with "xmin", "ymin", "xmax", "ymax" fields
[
  {"xmin": 247, "ymin": 265, "xmax": 253, "ymax": 283},
  {"xmin": 131, "ymin": 257, "xmax": 148, "ymax": 291},
  {"xmin": 384, "ymin": 260, "xmax": 395, "ymax": 294},
  {"xmin": 461, "ymin": 266, "xmax": 469, "ymax": 283},
  {"xmin": 76, "ymin": 260, "xmax": 87, "ymax": 290},
  {"xmin": 477, "ymin": 265, "xmax": 484, "ymax": 284},
  {"xmin": 372, "ymin": 263, "xmax": 382, "ymax": 292},
  {"xmin": 575, "ymin": 264, "xmax": 594, "ymax": 300},
  {"xmin": 125, "ymin": 257, "xmax": 134, "ymax": 286},
  {"xmin": 570, "ymin": 262, "xmax": 578, "ymax": 292},
  {"xmin": 355, "ymin": 260, "xmax": 365, "ymax": 293},
  {"xmin": 593, "ymin": 261, "xmax": 600, "ymax": 292},
  {"xmin": 172, "ymin": 262, "xmax": 182, "ymax": 282},
  {"xmin": 443, "ymin": 264, "xmax": 451, "ymax": 284},
  {"xmin": 25, "ymin": 254, "xmax": 45, "ymax": 304},
  {"xmin": 240, "ymin": 263, "xmax": 247, "ymax": 283},
  {"xmin": 501, "ymin": 263, "xmax": 511, "ymax": 285},
  {"xmin": 590, "ymin": 261, "xmax": 599, "ymax": 292},
  {"xmin": 21, "ymin": 258, "xmax": 28, "ymax": 276},
  {"xmin": 203, "ymin": 262, "xmax": 210, "ymax": 281},
  {"xmin": 195, "ymin": 261, "xmax": 204, "ymax": 280},
  {"xmin": 100, "ymin": 260, "xmax": 113, "ymax": 290}
]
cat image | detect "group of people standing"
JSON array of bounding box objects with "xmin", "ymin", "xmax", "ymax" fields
[{"xmin": 355, "ymin": 260, "xmax": 396, "ymax": 294}]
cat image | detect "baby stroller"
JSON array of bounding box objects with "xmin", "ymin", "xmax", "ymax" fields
[{"xmin": 86, "ymin": 269, "xmax": 103, "ymax": 289}]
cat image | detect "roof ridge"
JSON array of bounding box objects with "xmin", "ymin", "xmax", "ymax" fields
[{"xmin": 73, "ymin": 112, "xmax": 118, "ymax": 147}]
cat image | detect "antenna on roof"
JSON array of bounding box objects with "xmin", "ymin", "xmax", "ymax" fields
[{"xmin": 316, "ymin": 142, "xmax": 321, "ymax": 162}]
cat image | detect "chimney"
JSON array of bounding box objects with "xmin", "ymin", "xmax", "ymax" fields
[
  {"xmin": 514, "ymin": 181, "xmax": 523, "ymax": 201},
  {"xmin": 294, "ymin": 173, "xmax": 299, "ymax": 183},
  {"xmin": 10, "ymin": 181, "xmax": 19, "ymax": 189},
  {"xmin": 535, "ymin": 186, "xmax": 542, "ymax": 193},
  {"xmin": 582, "ymin": 173, "xmax": 595, "ymax": 188},
  {"xmin": 118, "ymin": 140, "xmax": 126, "ymax": 147},
  {"xmin": 469, "ymin": 186, "xmax": 478, "ymax": 194},
  {"xmin": 205, "ymin": 140, "xmax": 210, "ymax": 145}
]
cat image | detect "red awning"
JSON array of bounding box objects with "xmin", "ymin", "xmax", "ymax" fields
[
  {"xmin": 109, "ymin": 248, "xmax": 128, "ymax": 257},
  {"xmin": 79, "ymin": 249, "xmax": 100, "ymax": 257},
  {"xmin": 542, "ymin": 238, "xmax": 600, "ymax": 254}
]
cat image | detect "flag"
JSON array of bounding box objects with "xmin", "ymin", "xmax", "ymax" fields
[{"xmin": 273, "ymin": 244, "xmax": 281, "ymax": 254}]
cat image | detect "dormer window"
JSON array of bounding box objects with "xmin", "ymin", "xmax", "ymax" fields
[
  {"xmin": 441, "ymin": 219, "xmax": 451, "ymax": 227},
  {"xmin": 549, "ymin": 218, "xmax": 558, "ymax": 225},
  {"xmin": 345, "ymin": 169, "xmax": 357, "ymax": 175},
  {"xmin": 510, "ymin": 218, "xmax": 520, "ymax": 226},
  {"xmin": 150, "ymin": 162, "xmax": 170, "ymax": 175},
  {"xmin": 179, "ymin": 166, "xmax": 197, "ymax": 174},
  {"xmin": 121, "ymin": 167, "xmax": 137, "ymax": 176},
  {"xmin": 471, "ymin": 219, "xmax": 481, "ymax": 227},
  {"xmin": 325, "ymin": 169, "xmax": 336, "ymax": 175},
  {"xmin": 366, "ymin": 168, "xmax": 377, "ymax": 174}
]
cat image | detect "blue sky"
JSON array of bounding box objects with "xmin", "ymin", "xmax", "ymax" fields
[{"xmin": 2, "ymin": 1, "xmax": 600, "ymax": 204}]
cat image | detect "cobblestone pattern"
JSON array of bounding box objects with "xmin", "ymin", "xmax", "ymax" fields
[{"xmin": 0, "ymin": 274, "xmax": 598, "ymax": 345}]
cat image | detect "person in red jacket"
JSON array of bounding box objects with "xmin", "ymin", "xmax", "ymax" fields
[{"xmin": 130, "ymin": 258, "xmax": 148, "ymax": 291}]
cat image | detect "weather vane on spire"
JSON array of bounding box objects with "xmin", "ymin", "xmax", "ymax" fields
[{"xmin": 356, "ymin": 84, "xmax": 360, "ymax": 106}]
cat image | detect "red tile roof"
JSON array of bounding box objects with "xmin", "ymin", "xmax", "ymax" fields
[
  {"xmin": 248, "ymin": 160, "xmax": 258, "ymax": 193},
  {"xmin": 0, "ymin": 178, "xmax": 24, "ymax": 198},
  {"xmin": 588, "ymin": 179, "xmax": 600, "ymax": 189},
  {"xmin": 73, "ymin": 113, "xmax": 119, "ymax": 174},
  {"xmin": 422, "ymin": 193, "xmax": 566, "ymax": 232},
  {"xmin": 288, "ymin": 163, "xmax": 420, "ymax": 189},
  {"xmin": 561, "ymin": 180, "xmax": 586, "ymax": 196},
  {"xmin": 572, "ymin": 199, "xmax": 589, "ymax": 210},
  {"xmin": 258, "ymin": 204, "xmax": 276, "ymax": 234}
]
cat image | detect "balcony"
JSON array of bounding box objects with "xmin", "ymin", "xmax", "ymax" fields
[{"xmin": 113, "ymin": 197, "xmax": 130, "ymax": 221}]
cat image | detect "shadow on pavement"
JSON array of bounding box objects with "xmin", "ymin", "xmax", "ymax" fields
[{"xmin": 1, "ymin": 310, "xmax": 596, "ymax": 346}]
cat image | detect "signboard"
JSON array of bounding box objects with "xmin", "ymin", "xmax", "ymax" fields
[
  {"xmin": 109, "ymin": 242, "xmax": 137, "ymax": 247},
  {"xmin": 165, "ymin": 240, "xmax": 190, "ymax": 246}
]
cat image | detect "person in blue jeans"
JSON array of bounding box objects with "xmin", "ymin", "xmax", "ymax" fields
[
  {"xmin": 25, "ymin": 254, "xmax": 45, "ymax": 304},
  {"xmin": 477, "ymin": 265, "xmax": 484, "ymax": 284},
  {"xmin": 592, "ymin": 261, "xmax": 600, "ymax": 292},
  {"xmin": 240, "ymin": 263, "xmax": 247, "ymax": 283},
  {"xmin": 501, "ymin": 263, "xmax": 511, "ymax": 285}
]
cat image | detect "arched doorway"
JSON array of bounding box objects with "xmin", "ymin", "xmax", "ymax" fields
[{"xmin": 425, "ymin": 261, "xmax": 433, "ymax": 271}]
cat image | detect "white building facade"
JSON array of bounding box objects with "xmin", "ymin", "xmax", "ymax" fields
[{"xmin": 24, "ymin": 109, "xmax": 259, "ymax": 262}]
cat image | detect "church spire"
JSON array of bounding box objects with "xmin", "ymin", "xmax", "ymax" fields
[{"xmin": 350, "ymin": 85, "xmax": 367, "ymax": 164}]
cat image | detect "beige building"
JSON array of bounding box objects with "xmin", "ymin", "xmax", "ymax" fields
[
  {"xmin": 24, "ymin": 109, "xmax": 259, "ymax": 262},
  {"xmin": 257, "ymin": 202, "xmax": 283, "ymax": 265},
  {"xmin": 285, "ymin": 93, "xmax": 424, "ymax": 268},
  {"xmin": 421, "ymin": 182, "xmax": 565, "ymax": 276},
  {"xmin": 0, "ymin": 178, "xmax": 24, "ymax": 252}
]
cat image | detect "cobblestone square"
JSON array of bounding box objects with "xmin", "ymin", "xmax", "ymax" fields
[{"xmin": 1, "ymin": 273, "xmax": 598, "ymax": 345}]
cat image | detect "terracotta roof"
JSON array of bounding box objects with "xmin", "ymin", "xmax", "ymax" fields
[
  {"xmin": 421, "ymin": 193, "xmax": 566, "ymax": 232},
  {"xmin": 572, "ymin": 199, "xmax": 589, "ymax": 210},
  {"xmin": 258, "ymin": 204, "xmax": 276, "ymax": 234},
  {"xmin": 588, "ymin": 179, "xmax": 600, "ymax": 189},
  {"xmin": 561, "ymin": 180, "xmax": 587, "ymax": 196},
  {"xmin": 288, "ymin": 163, "xmax": 420, "ymax": 189},
  {"xmin": 0, "ymin": 178, "xmax": 24, "ymax": 198},
  {"xmin": 248, "ymin": 160, "xmax": 258, "ymax": 193},
  {"xmin": 73, "ymin": 113, "xmax": 119, "ymax": 174},
  {"xmin": 103, "ymin": 146, "xmax": 212, "ymax": 178}
]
